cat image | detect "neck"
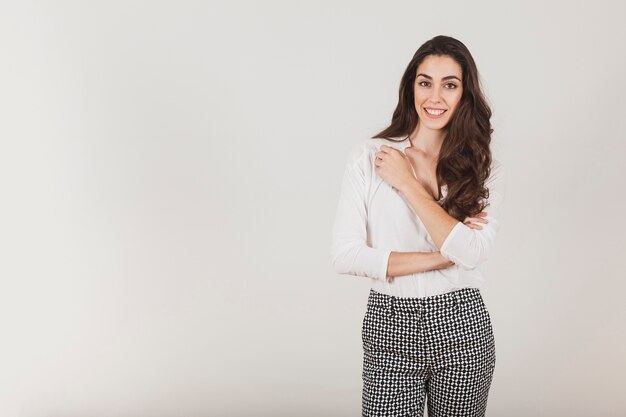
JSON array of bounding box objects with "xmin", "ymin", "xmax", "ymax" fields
[{"xmin": 408, "ymin": 122, "xmax": 444, "ymax": 158}]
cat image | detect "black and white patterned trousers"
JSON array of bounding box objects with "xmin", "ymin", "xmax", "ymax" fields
[{"xmin": 361, "ymin": 288, "xmax": 496, "ymax": 417}]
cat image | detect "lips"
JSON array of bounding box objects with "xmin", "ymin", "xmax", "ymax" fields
[{"xmin": 424, "ymin": 107, "xmax": 447, "ymax": 117}]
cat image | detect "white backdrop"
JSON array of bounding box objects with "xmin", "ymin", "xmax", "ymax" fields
[{"xmin": 1, "ymin": 1, "xmax": 625, "ymax": 416}]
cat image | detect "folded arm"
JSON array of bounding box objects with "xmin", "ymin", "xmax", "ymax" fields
[
  {"xmin": 386, "ymin": 251, "xmax": 454, "ymax": 278},
  {"xmin": 330, "ymin": 142, "xmax": 472, "ymax": 281},
  {"xmin": 397, "ymin": 160, "xmax": 506, "ymax": 270}
]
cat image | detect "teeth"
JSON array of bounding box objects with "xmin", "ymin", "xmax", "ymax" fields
[{"xmin": 425, "ymin": 108, "xmax": 445, "ymax": 115}]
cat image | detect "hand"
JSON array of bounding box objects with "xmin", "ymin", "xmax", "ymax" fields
[
  {"xmin": 435, "ymin": 251, "xmax": 455, "ymax": 268},
  {"xmin": 374, "ymin": 145, "xmax": 420, "ymax": 192},
  {"xmin": 463, "ymin": 211, "xmax": 489, "ymax": 230},
  {"xmin": 404, "ymin": 146, "xmax": 438, "ymax": 199}
]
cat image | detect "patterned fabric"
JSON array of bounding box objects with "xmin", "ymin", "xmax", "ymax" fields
[{"xmin": 362, "ymin": 288, "xmax": 496, "ymax": 416}]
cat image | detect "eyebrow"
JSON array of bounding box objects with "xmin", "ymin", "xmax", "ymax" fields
[{"xmin": 416, "ymin": 73, "xmax": 461, "ymax": 82}]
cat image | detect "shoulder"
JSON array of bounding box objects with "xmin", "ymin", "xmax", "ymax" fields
[
  {"xmin": 486, "ymin": 156, "xmax": 506, "ymax": 194},
  {"xmin": 376, "ymin": 136, "xmax": 410, "ymax": 151},
  {"xmin": 345, "ymin": 138, "xmax": 380, "ymax": 165},
  {"xmin": 488, "ymin": 157, "xmax": 505, "ymax": 180},
  {"xmin": 346, "ymin": 137, "xmax": 409, "ymax": 163}
]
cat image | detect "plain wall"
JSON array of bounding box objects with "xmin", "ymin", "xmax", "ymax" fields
[{"xmin": 1, "ymin": 1, "xmax": 625, "ymax": 416}]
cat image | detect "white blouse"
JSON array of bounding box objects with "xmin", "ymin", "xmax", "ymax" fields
[{"xmin": 330, "ymin": 137, "xmax": 506, "ymax": 298}]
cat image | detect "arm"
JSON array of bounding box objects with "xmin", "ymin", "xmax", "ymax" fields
[
  {"xmin": 387, "ymin": 251, "xmax": 454, "ymax": 278},
  {"xmin": 397, "ymin": 160, "xmax": 506, "ymax": 270},
  {"xmin": 330, "ymin": 143, "xmax": 392, "ymax": 281},
  {"xmin": 330, "ymin": 142, "xmax": 457, "ymax": 281}
]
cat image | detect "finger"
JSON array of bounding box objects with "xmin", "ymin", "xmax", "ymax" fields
[
  {"xmin": 463, "ymin": 220, "xmax": 480, "ymax": 229},
  {"xmin": 469, "ymin": 212, "xmax": 486, "ymax": 218},
  {"xmin": 463, "ymin": 218, "xmax": 485, "ymax": 228},
  {"xmin": 464, "ymin": 222, "xmax": 483, "ymax": 230},
  {"xmin": 468, "ymin": 214, "xmax": 489, "ymax": 222},
  {"xmin": 380, "ymin": 145, "xmax": 398, "ymax": 155},
  {"xmin": 467, "ymin": 216, "xmax": 488, "ymax": 224},
  {"xmin": 468, "ymin": 217, "xmax": 489, "ymax": 224}
]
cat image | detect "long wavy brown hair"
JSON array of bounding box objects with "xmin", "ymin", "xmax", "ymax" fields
[{"xmin": 373, "ymin": 35, "xmax": 493, "ymax": 222}]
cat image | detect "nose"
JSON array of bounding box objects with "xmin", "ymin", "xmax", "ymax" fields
[{"xmin": 430, "ymin": 85, "xmax": 442, "ymax": 103}]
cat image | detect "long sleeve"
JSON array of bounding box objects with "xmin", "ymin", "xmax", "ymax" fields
[
  {"xmin": 330, "ymin": 142, "xmax": 392, "ymax": 281},
  {"xmin": 439, "ymin": 159, "xmax": 506, "ymax": 270}
]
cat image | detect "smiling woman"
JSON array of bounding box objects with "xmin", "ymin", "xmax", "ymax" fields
[
  {"xmin": 415, "ymin": 62, "xmax": 463, "ymax": 122},
  {"xmin": 330, "ymin": 34, "xmax": 505, "ymax": 417}
]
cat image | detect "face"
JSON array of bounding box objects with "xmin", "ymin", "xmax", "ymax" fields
[{"xmin": 413, "ymin": 54, "xmax": 463, "ymax": 130}]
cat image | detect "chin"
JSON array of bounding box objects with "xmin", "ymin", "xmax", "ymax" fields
[{"xmin": 421, "ymin": 117, "xmax": 448, "ymax": 129}]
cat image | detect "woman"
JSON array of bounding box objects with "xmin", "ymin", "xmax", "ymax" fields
[{"xmin": 330, "ymin": 35, "xmax": 506, "ymax": 417}]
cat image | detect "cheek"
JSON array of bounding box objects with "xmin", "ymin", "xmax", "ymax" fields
[
  {"xmin": 448, "ymin": 91, "xmax": 463, "ymax": 110},
  {"xmin": 414, "ymin": 91, "xmax": 428, "ymax": 106}
]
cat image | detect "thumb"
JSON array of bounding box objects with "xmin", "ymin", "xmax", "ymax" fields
[{"xmin": 404, "ymin": 154, "xmax": 418, "ymax": 178}]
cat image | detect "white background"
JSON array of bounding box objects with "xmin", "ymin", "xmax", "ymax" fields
[{"xmin": 1, "ymin": 1, "xmax": 625, "ymax": 416}]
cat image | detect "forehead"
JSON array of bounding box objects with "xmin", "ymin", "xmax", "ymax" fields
[{"xmin": 416, "ymin": 55, "xmax": 462, "ymax": 78}]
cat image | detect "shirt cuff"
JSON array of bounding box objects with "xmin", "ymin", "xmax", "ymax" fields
[
  {"xmin": 440, "ymin": 221, "xmax": 464, "ymax": 261},
  {"xmin": 380, "ymin": 248, "xmax": 392, "ymax": 282}
]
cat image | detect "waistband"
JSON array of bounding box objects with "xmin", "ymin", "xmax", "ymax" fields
[{"xmin": 367, "ymin": 287, "xmax": 481, "ymax": 313}]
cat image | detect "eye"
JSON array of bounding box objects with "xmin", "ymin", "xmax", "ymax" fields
[{"xmin": 417, "ymin": 81, "xmax": 459, "ymax": 89}]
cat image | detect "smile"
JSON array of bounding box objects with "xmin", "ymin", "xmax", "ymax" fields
[{"xmin": 424, "ymin": 107, "xmax": 447, "ymax": 118}]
